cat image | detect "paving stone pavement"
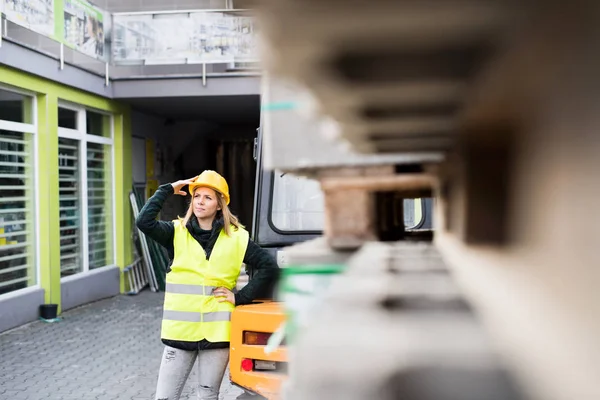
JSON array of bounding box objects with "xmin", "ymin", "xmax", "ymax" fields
[{"xmin": 0, "ymin": 290, "xmax": 260, "ymax": 400}]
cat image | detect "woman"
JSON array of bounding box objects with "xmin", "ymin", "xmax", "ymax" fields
[
  {"xmin": 136, "ymin": 170, "xmax": 279, "ymax": 400},
  {"xmin": 80, "ymin": 16, "xmax": 98, "ymax": 56}
]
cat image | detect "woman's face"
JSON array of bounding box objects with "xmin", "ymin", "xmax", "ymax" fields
[{"xmin": 192, "ymin": 187, "xmax": 221, "ymax": 221}]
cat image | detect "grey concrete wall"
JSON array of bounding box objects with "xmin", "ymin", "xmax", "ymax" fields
[
  {"xmin": 61, "ymin": 267, "xmax": 120, "ymax": 311},
  {"xmin": 0, "ymin": 288, "xmax": 45, "ymax": 333},
  {"xmin": 101, "ymin": 0, "xmax": 228, "ymax": 13},
  {"xmin": 112, "ymin": 76, "xmax": 260, "ymax": 99},
  {"xmin": 131, "ymin": 111, "xmax": 165, "ymax": 142},
  {"xmin": 132, "ymin": 136, "xmax": 147, "ymax": 184},
  {"xmin": 111, "ymin": 63, "xmax": 228, "ymax": 79},
  {"xmin": 0, "ymin": 39, "xmax": 111, "ymax": 98}
]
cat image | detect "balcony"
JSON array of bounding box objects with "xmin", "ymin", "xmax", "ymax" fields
[{"xmin": 0, "ymin": 4, "xmax": 260, "ymax": 88}]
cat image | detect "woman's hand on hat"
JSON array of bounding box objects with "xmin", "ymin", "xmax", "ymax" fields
[
  {"xmin": 171, "ymin": 177, "xmax": 196, "ymax": 196},
  {"xmin": 212, "ymin": 287, "xmax": 235, "ymax": 305}
]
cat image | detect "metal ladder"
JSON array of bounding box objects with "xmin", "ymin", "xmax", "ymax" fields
[
  {"xmin": 128, "ymin": 191, "xmax": 160, "ymax": 292},
  {"xmin": 123, "ymin": 257, "xmax": 148, "ymax": 295}
]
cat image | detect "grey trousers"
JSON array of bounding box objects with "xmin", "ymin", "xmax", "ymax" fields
[{"xmin": 155, "ymin": 346, "xmax": 229, "ymax": 400}]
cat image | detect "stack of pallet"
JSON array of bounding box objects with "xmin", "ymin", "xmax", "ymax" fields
[
  {"xmin": 251, "ymin": 1, "xmax": 600, "ymax": 399},
  {"xmin": 283, "ymin": 241, "xmax": 522, "ymax": 400}
]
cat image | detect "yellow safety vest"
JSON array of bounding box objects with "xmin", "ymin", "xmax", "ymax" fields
[{"xmin": 161, "ymin": 220, "xmax": 249, "ymax": 343}]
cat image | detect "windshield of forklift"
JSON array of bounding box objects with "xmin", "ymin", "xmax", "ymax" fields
[
  {"xmin": 271, "ymin": 171, "xmax": 325, "ymax": 231},
  {"xmin": 270, "ymin": 171, "xmax": 424, "ymax": 232}
]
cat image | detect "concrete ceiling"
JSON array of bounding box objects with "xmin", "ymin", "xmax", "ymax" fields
[{"xmin": 123, "ymin": 95, "xmax": 260, "ymax": 125}]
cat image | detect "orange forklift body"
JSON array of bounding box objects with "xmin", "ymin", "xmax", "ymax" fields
[{"xmin": 230, "ymin": 302, "xmax": 287, "ymax": 400}]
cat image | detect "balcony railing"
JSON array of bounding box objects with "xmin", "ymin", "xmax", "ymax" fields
[{"xmin": 0, "ymin": 1, "xmax": 259, "ymax": 81}]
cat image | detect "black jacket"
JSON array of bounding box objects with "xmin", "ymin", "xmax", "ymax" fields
[{"xmin": 135, "ymin": 184, "xmax": 279, "ymax": 351}]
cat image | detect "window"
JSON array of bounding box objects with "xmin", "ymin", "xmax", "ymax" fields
[
  {"xmin": 58, "ymin": 138, "xmax": 83, "ymax": 276},
  {"xmin": 58, "ymin": 105, "xmax": 114, "ymax": 277},
  {"xmin": 402, "ymin": 198, "xmax": 423, "ymax": 229},
  {"xmin": 271, "ymin": 172, "xmax": 325, "ymax": 231},
  {"xmin": 86, "ymin": 111, "xmax": 111, "ymax": 137},
  {"xmin": 270, "ymin": 171, "xmax": 425, "ymax": 232},
  {"xmin": 87, "ymin": 143, "xmax": 113, "ymax": 269},
  {"xmin": 0, "ymin": 88, "xmax": 36, "ymax": 296},
  {"xmin": 0, "ymin": 90, "xmax": 30, "ymax": 123},
  {"xmin": 58, "ymin": 108, "xmax": 77, "ymax": 130}
]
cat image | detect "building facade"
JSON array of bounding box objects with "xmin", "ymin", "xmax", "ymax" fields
[
  {"xmin": 0, "ymin": 64, "xmax": 133, "ymax": 332},
  {"xmin": 0, "ymin": 0, "xmax": 261, "ymax": 332}
]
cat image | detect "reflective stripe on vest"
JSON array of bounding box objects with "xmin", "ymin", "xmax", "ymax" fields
[
  {"xmin": 160, "ymin": 221, "xmax": 249, "ymax": 343},
  {"xmin": 162, "ymin": 310, "xmax": 231, "ymax": 323},
  {"xmin": 166, "ymin": 283, "xmax": 217, "ymax": 295}
]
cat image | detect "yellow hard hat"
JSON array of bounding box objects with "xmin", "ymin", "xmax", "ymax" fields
[{"xmin": 188, "ymin": 170, "xmax": 230, "ymax": 205}]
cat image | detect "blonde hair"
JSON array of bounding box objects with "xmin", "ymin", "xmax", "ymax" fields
[{"xmin": 181, "ymin": 187, "xmax": 243, "ymax": 236}]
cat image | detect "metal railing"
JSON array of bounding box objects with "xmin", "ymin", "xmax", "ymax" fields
[{"xmin": 0, "ymin": 3, "xmax": 260, "ymax": 83}]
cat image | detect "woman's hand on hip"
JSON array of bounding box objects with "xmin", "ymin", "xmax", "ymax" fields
[
  {"xmin": 212, "ymin": 287, "xmax": 235, "ymax": 305},
  {"xmin": 171, "ymin": 177, "xmax": 197, "ymax": 196}
]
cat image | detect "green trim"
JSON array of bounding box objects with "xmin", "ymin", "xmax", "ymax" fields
[
  {"xmin": 0, "ymin": 65, "xmax": 133, "ymax": 305},
  {"xmin": 103, "ymin": 141, "xmax": 114, "ymax": 268},
  {"xmin": 114, "ymin": 112, "xmax": 133, "ymax": 293},
  {"xmin": 280, "ymin": 285, "xmax": 313, "ymax": 296},
  {"xmin": 282, "ymin": 264, "xmax": 345, "ymax": 276},
  {"xmin": 36, "ymin": 95, "xmax": 51, "ymax": 300},
  {"xmin": 23, "ymin": 98, "xmax": 35, "ymax": 287},
  {"xmin": 47, "ymin": 96, "xmax": 61, "ymax": 309},
  {"xmin": 65, "ymin": 0, "xmax": 103, "ymax": 21},
  {"xmin": 54, "ymin": 0, "xmax": 64, "ymax": 40},
  {"xmin": 22, "ymin": 96, "xmax": 33, "ymax": 124},
  {"xmin": 280, "ymin": 263, "xmax": 345, "ymax": 343},
  {"xmin": 261, "ymin": 101, "xmax": 298, "ymax": 112},
  {"xmin": 36, "ymin": 94, "xmax": 61, "ymax": 309},
  {"xmin": 0, "ymin": 66, "xmax": 123, "ymax": 113}
]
